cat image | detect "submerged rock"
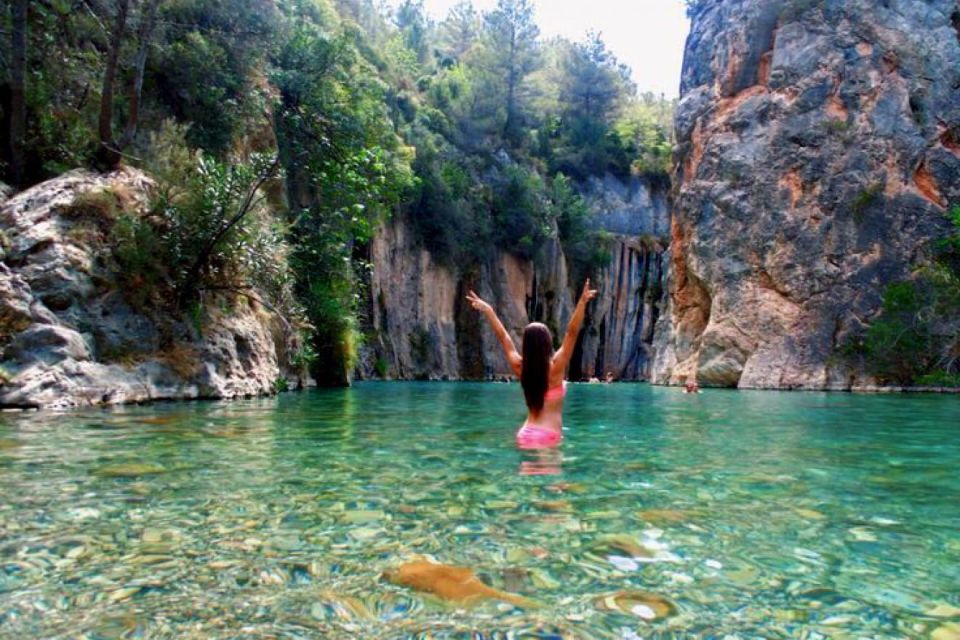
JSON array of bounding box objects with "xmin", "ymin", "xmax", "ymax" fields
[
  {"xmin": 93, "ymin": 463, "xmax": 166, "ymax": 478},
  {"xmin": 932, "ymin": 623, "xmax": 960, "ymax": 640},
  {"xmin": 595, "ymin": 590, "xmax": 677, "ymax": 620},
  {"xmin": 381, "ymin": 559, "xmax": 538, "ymax": 609}
]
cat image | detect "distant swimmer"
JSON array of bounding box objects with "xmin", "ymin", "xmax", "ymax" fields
[
  {"xmin": 466, "ymin": 279, "xmax": 597, "ymax": 449},
  {"xmin": 683, "ymin": 380, "xmax": 701, "ymax": 394}
]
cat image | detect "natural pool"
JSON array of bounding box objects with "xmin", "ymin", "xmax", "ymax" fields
[{"xmin": 0, "ymin": 382, "xmax": 958, "ymax": 639}]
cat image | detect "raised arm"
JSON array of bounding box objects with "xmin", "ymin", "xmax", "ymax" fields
[
  {"xmin": 552, "ymin": 279, "xmax": 598, "ymax": 373},
  {"xmin": 466, "ymin": 290, "xmax": 522, "ymax": 376}
]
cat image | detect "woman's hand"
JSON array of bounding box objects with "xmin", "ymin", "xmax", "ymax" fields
[
  {"xmin": 579, "ymin": 279, "xmax": 598, "ymax": 305},
  {"xmin": 466, "ymin": 290, "xmax": 492, "ymax": 313}
]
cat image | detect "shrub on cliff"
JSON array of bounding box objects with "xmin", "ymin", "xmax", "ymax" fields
[
  {"xmin": 110, "ymin": 123, "xmax": 300, "ymax": 336},
  {"xmin": 552, "ymin": 174, "xmax": 612, "ymax": 284},
  {"xmin": 858, "ymin": 206, "xmax": 960, "ymax": 385},
  {"xmin": 490, "ymin": 166, "xmax": 552, "ymax": 260}
]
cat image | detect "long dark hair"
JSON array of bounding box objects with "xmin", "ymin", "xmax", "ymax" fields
[{"xmin": 521, "ymin": 323, "xmax": 553, "ymax": 414}]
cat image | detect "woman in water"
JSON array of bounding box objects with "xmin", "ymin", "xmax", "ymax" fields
[{"xmin": 466, "ymin": 280, "xmax": 597, "ymax": 448}]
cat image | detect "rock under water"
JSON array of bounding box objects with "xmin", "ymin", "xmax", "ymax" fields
[{"xmin": 382, "ymin": 559, "xmax": 537, "ymax": 609}]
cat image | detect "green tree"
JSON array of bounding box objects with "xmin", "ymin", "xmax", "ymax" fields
[
  {"xmin": 394, "ymin": 0, "xmax": 429, "ymax": 65},
  {"xmin": 552, "ymin": 31, "xmax": 635, "ymax": 177},
  {"xmin": 437, "ymin": 1, "xmax": 479, "ymax": 61},
  {"xmin": 151, "ymin": 0, "xmax": 278, "ymax": 155},
  {"xmin": 272, "ymin": 21, "xmax": 413, "ymax": 385},
  {"xmin": 478, "ymin": 0, "xmax": 541, "ymax": 146}
]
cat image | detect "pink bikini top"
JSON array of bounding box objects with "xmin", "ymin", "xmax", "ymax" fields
[{"xmin": 543, "ymin": 380, "xmax": 567, "ymax": 402}]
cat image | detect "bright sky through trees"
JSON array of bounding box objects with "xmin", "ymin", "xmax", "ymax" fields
[{"xmin": 391, "ymin": 0, "xmax": 690, "ymax": 97}]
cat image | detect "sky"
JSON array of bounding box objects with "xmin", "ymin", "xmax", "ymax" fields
[{"xmin": 389, "ymin": 0, "xmax": 691, "ymax": 97}]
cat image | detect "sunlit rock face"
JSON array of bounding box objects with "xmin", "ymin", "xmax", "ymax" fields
[
  {"xmin": 0, "ymin": 169, "xmax": 292, "ymax": 409},
  {"xmin": 652, "ymin": 0, "xmax": 960, "ymax": 389},
  {"xmin": 359, "ymin": 175, "xmax": 669, "ymax": 381}
]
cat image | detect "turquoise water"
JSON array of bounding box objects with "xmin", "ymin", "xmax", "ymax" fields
[{"xmin": 1, "ymin": 382, "xmax": 958, "ymax": 639}]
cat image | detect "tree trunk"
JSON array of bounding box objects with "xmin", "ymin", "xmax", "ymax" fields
[
  {"xmin": 9, "ymin": 0, "xmax": 27, "ymax": 187},
  {"xmin": 98, "ymin": 0, "xmax": 130, "ymax": 168},
  {"xmin": 119, "ymin": 0, "xmax": 160, "ymax": 149}
]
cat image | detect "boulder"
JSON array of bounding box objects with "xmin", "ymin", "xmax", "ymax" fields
[{"xmin": 0, "ymin": 168, "xmax": 292, "ymax": 409}]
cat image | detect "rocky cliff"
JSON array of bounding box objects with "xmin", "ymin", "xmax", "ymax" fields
[
  {"xmin": 0, "ymin": 169, "xmax": 294, "ymax": 409},
  {"xmin": 358, "ymin": 175, "xmax": 669, "ymax": 381},
  {"xmin": 653, "ymin": 0, "xmax": 960, "ymax": 389}
]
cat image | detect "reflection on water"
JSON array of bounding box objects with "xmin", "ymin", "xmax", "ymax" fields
[
  {"xmin": 519, "ymin": 447, "xmax": 563, "ymax": 476},
  {"xmin": 0, "ymin": 382, "xmax": 958, "ymax": 638}
]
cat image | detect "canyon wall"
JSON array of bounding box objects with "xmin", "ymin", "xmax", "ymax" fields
[
  {"xmin": 652, "ymin": 0, "xmax": 960, "ymax": 389},
  {"xmin": 358, "ymin": 175, "xmax": 669, "ymax": 381}
]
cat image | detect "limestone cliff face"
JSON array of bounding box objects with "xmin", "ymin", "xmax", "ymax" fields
[
  {"xmin": 0, "ymin": 169, "xmax": 295, "ymax": 409},
  {"xmin": 359, "ymin": 176, "xmax": 669, "ymax": 381},
  {"xmin": 653, "ymin": 0, "xmax": 960, "ymax": 389}
]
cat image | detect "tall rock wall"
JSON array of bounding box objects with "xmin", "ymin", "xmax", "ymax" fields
[
  {"xmin": 653, "ymin": 0, "xmax": 960, "ymax": 389},
  {"xmin": 359, "ymin": 176, "xmax": 669, "ymax": 381}
]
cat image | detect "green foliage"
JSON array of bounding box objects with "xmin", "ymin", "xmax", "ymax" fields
[
  {"xmin": 409, "ymin": 326, "xmax": 433, "ymax": 363},
  {"xmin": 550, "ymin": 32, "xmax": 640, "ymax": 179},
  {"xmin": 437, "ymin": 1, "xmax": 480, "ymax": 61},
  {"xmin": 291, "ymin": 339, "xmax": 318, "ymax": 372},
  {"xmin": 374, "ymin": 357, "xmax": 389, "ymax": 378},
  {"xmin": 406, "ymin": 152, "xmax": 486, "ymax": 264},
  {"xmin": 272, "ymin": 16, "xmax": 415, "ymax": 385},
  {"xmin": 551, "ymin": 174, "xmax": 609, "ymax": 284},
  {"xmin": 490, "ymin": 166, "xmax": 551, "ymax": 259},
  {"xmin": 61, "ymin": 188, "xmax": 123, "ymax": 228},
  {"xmin": 151, "ymin": 0, "xmax": 278, "ymax": 155},
  {"xmin": 273, "ymin": 377, "xmax": 290, "ymax": 393},
  {"xmin": 610, "ymin": 96, "xmax": 676, "ymax": 179},
  {"xmin": 851, "ymin": 183, "xmax": 883, "ymax": 224},
  {"xmin": 861, "ymin": 281, "xmax": 933, "ymax": 384},
  {"xmin": 476, "ymin": 0, "xmax": 542, "ymax": 146},
  {"xmin": 111, "ymin": 213, "xmax": 166, "ymax": 309},
  {"xmin": 857, "ymin": 208, "xmax": 960, "ymax": 385},
  {"xmin": 916, "ymin": 370, "xmax": 960, "ymax": 387}
]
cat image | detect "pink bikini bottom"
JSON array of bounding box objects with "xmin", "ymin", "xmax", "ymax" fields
[{"xmin": 516, "ymin": 423, "xmax": 562, "ymax": 449}]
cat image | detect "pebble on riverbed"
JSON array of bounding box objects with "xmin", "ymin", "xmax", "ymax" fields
[{"xmin": 382, "ymin": 559, "xmax": 538, "ymax": 609}]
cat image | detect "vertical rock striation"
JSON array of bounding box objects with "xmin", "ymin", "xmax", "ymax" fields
[
  {"xmin": 360, "ymin": 175, "xmax": 670, "ymax": 381},
  {"xmin": 653, "ymin": 0, "xmax": 960, "ymax": 389}
]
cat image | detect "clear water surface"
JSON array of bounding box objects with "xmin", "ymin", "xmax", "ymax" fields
[{"xmin": 1, "ymin": 382, "xmax": 958, "ymax": 639}]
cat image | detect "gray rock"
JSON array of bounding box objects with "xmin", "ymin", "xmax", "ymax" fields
[
  {"xmin": 6, "ymin": 324, "xmax": 91, "ymax": 365},
  {"xmin": 652, "ymin": 0, "xmax": 960, "ymax": 389},
  {"xmin": 0, "ymin": 168, "xmax": 293, "ymax": 409}
]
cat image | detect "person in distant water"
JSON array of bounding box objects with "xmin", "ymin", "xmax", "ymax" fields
[
  {"xmin": 604, "ymin": 371, "xmax": 616, "ymax": 384},
  {"xmin": 683, "ymin": 380, "xmax": 701, "ymax": 394},
  {"xmin": 466, "ymin": 280, "xmax": 598, "ymax": 449}
]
